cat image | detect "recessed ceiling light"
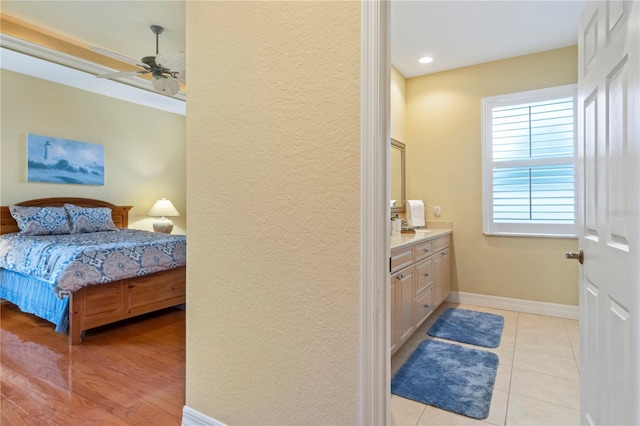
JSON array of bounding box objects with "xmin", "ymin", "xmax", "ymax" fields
[{"xmin": 419, "ymin": 56, "xmax": 434, "ymax": 64}]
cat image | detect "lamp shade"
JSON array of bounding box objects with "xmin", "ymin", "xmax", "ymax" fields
[{"xmin": 147, "ymin": 198, "xmax": 180, "ymax": 217}]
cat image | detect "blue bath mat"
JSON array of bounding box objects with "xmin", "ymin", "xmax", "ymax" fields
[
  {"xmin": 428, "ymin": 308, "xmax": 504, "ymax": 348},
  {"xmin": 391, "ymin": 339, "xmax": 499, "ymax": 419}
]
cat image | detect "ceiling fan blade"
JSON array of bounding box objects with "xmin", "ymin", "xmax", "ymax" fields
[
  {"xmin": 89, "ymin": 46, "xmax": 140, "ymax": 66},
  {"xmin": 97, "ymin": 70, "xmax": 149, "ymax": 79},
  {"xmin": 155, "ymin": 50, "xmax": 185, "ymax": 72}
]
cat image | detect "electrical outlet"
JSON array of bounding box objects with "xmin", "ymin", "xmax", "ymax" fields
[{"xmin": 434, "ymin": 206, "xmax": 441, "ymax": 217}]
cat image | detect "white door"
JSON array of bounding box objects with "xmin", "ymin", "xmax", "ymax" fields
[{"xmin": 577, "ymin": 1, "xmax": 640, "ymax": 424}]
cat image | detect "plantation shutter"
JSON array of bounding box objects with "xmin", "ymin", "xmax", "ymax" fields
[{"xmin": 482, "ymin": 86, "xmax": 577, "ymax": 237}]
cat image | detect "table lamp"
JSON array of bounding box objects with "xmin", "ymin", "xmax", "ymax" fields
[{"xmin": 147, "ymin": 198, "xmax": 180, "ymax": 233}]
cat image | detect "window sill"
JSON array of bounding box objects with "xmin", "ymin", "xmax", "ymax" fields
[{"xmin": 483, "ymin": 232, "xmax": 578, "ymax": 239}]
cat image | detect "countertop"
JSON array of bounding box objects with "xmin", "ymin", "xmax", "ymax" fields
[{"xmin": 390, "ymin": 228, "xmax": 452, "ymax": 251}]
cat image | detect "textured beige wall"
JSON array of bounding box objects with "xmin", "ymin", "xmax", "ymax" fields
[
  {"xmin": 391, "ymin": 65, "xmax": 406, "ymax": 142},
  {"xmin": 0, "ymin": 70, "xmax": 186, "ymax": 233},
  {"xmin": 185, "ymin": 2, "xmax": 361, "ymax": 424},
  {"xmin": 406, "ymin": 46, "xmax": 580, "ymax": 305}
]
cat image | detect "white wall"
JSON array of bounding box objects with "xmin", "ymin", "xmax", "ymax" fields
[{"xmin": 0, "ymin": 69, "xmax": 186, "ymax": 233}]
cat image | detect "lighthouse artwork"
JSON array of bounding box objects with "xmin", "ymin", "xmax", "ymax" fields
[{"xmin": 26, "ymin": 134, "xmax": 104, "ymax": 185}]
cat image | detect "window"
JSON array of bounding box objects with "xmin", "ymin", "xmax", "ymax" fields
[{"xmin": 482, "ymin": 84, "xmax": 577, "ymax": 237}]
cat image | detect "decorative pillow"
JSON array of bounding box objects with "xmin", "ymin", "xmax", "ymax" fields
[
  {"xmin": 9, "ymin": 205, "xmax": 71, "ymax": 235},
  {"xmin": 63, "ymin": 203, "xmax": 117, "ymax": 233}
]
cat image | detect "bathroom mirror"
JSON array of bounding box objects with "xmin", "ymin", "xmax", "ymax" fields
[{"xmin": 391, "ymin": 139, "xmax": 405, "ymax": 214}]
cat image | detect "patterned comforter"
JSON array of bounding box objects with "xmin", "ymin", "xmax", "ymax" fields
[{"xmin": 0, "ymin": 229, "xmax": 186, "ymax": 299}]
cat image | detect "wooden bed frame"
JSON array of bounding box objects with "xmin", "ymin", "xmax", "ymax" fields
[{"xmin": 0, "ymin": 197, "xmax": 186, "ymax": 345}]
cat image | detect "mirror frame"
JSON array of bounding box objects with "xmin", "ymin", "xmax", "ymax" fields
[{"xmin": 391, "ymin": 139, "xmax": 406, "ymax": 214}]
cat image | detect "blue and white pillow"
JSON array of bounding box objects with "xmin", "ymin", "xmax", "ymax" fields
[
  {"xmin": 9, "ymin": 205, "xmax": 71, "ymax": 235},
  {"xmin": 64, "ymin": 203, "xmax": 117, "ymax": 233}
]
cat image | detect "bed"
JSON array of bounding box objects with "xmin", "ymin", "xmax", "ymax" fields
[{"xmin": 0, "ymin": 197, "xmax": 186, "ymax": 345}]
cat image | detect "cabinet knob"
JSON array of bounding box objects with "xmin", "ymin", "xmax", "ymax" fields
[
  {"xmin": 441, "ymin": 251, "xmax": 447, "ymax": 256},
  {"xmin": 424, "ymin": 273, "xmax": 430, "ymax": 277},
  {"xmin": 396, "ymin": 273, "xmax": 404, "ymax": 280},
  {"xmin": 424, "ymin": 248, "xmax": 430, "ymax": 252},
  {"xmin": 424, "ymin": 305, "xmax": 430, "ymax": 309}
]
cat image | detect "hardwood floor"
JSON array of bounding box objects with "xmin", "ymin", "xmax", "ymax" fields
[{"xmin": 1, "ymin": 302, "xmax": 185, "ymax": 425}]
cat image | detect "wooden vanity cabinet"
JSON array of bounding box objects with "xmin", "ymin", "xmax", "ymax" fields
[{"xmin": 390, "ymin": 233, "xmax": 451, "ymax": 355}]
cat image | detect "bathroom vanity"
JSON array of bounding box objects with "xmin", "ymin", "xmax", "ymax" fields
[{"xmin": 390, "ymin": 228, "xmax": 452, "ymax": 355}]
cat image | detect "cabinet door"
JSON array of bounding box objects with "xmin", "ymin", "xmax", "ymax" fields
[
  {"xmin": 440, "ymin": 248, "xmax": 450, "ymax": 301},
  {"xmin": 394, "ymin": 266, "xmax": 415, "ymax": 345},
  {"xmin": 433, "ymin": 248, "xmax": 451, "ymax": 305},
  {"xmin": 390, "ymin": 276, "xmax": 399, "ymax": 354}
]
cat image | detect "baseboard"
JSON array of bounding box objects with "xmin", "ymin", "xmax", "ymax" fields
[
  {"xmin": 446, "ymin": 291, "xmax": 578, "ymax": 320},
  {"xmin": 182, "ymin": 406, "xmax": 226, "ymax": 426}
]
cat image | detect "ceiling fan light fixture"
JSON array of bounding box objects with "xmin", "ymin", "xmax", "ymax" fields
[{"xmin": 152, "ymin": 75, "xmax": 180, "ymax": 96}]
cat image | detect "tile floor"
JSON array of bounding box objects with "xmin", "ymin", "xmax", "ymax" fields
[{"xmin": 391, "ymin": 302, "xmax": 580, "ymax": 426}]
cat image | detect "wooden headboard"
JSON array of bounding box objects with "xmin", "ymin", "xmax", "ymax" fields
[{"xmin": 0, "ymin": 198, "xmax": 133, "ymax": 235}]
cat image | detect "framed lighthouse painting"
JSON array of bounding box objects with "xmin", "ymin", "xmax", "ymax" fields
[{"xmin": 26, "ymin": 134, "xmax": 105, "ymax": 185}]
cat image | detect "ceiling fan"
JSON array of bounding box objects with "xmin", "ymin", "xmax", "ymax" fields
[{"xmin": 91, "ymin": 25, "xmax": 186, "ymax": 97}]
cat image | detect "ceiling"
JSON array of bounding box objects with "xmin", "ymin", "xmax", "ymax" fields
[
  {"xmin": 0, "ymin": 0, "xmax": 585, "ymax": 82},
  {"xmin": 0, "ymin": 1, "xmax": 185, "ymax": 68},
  {"xmin": 391, "ymin": 1, "xmax": 586, "ymax": 78}
]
